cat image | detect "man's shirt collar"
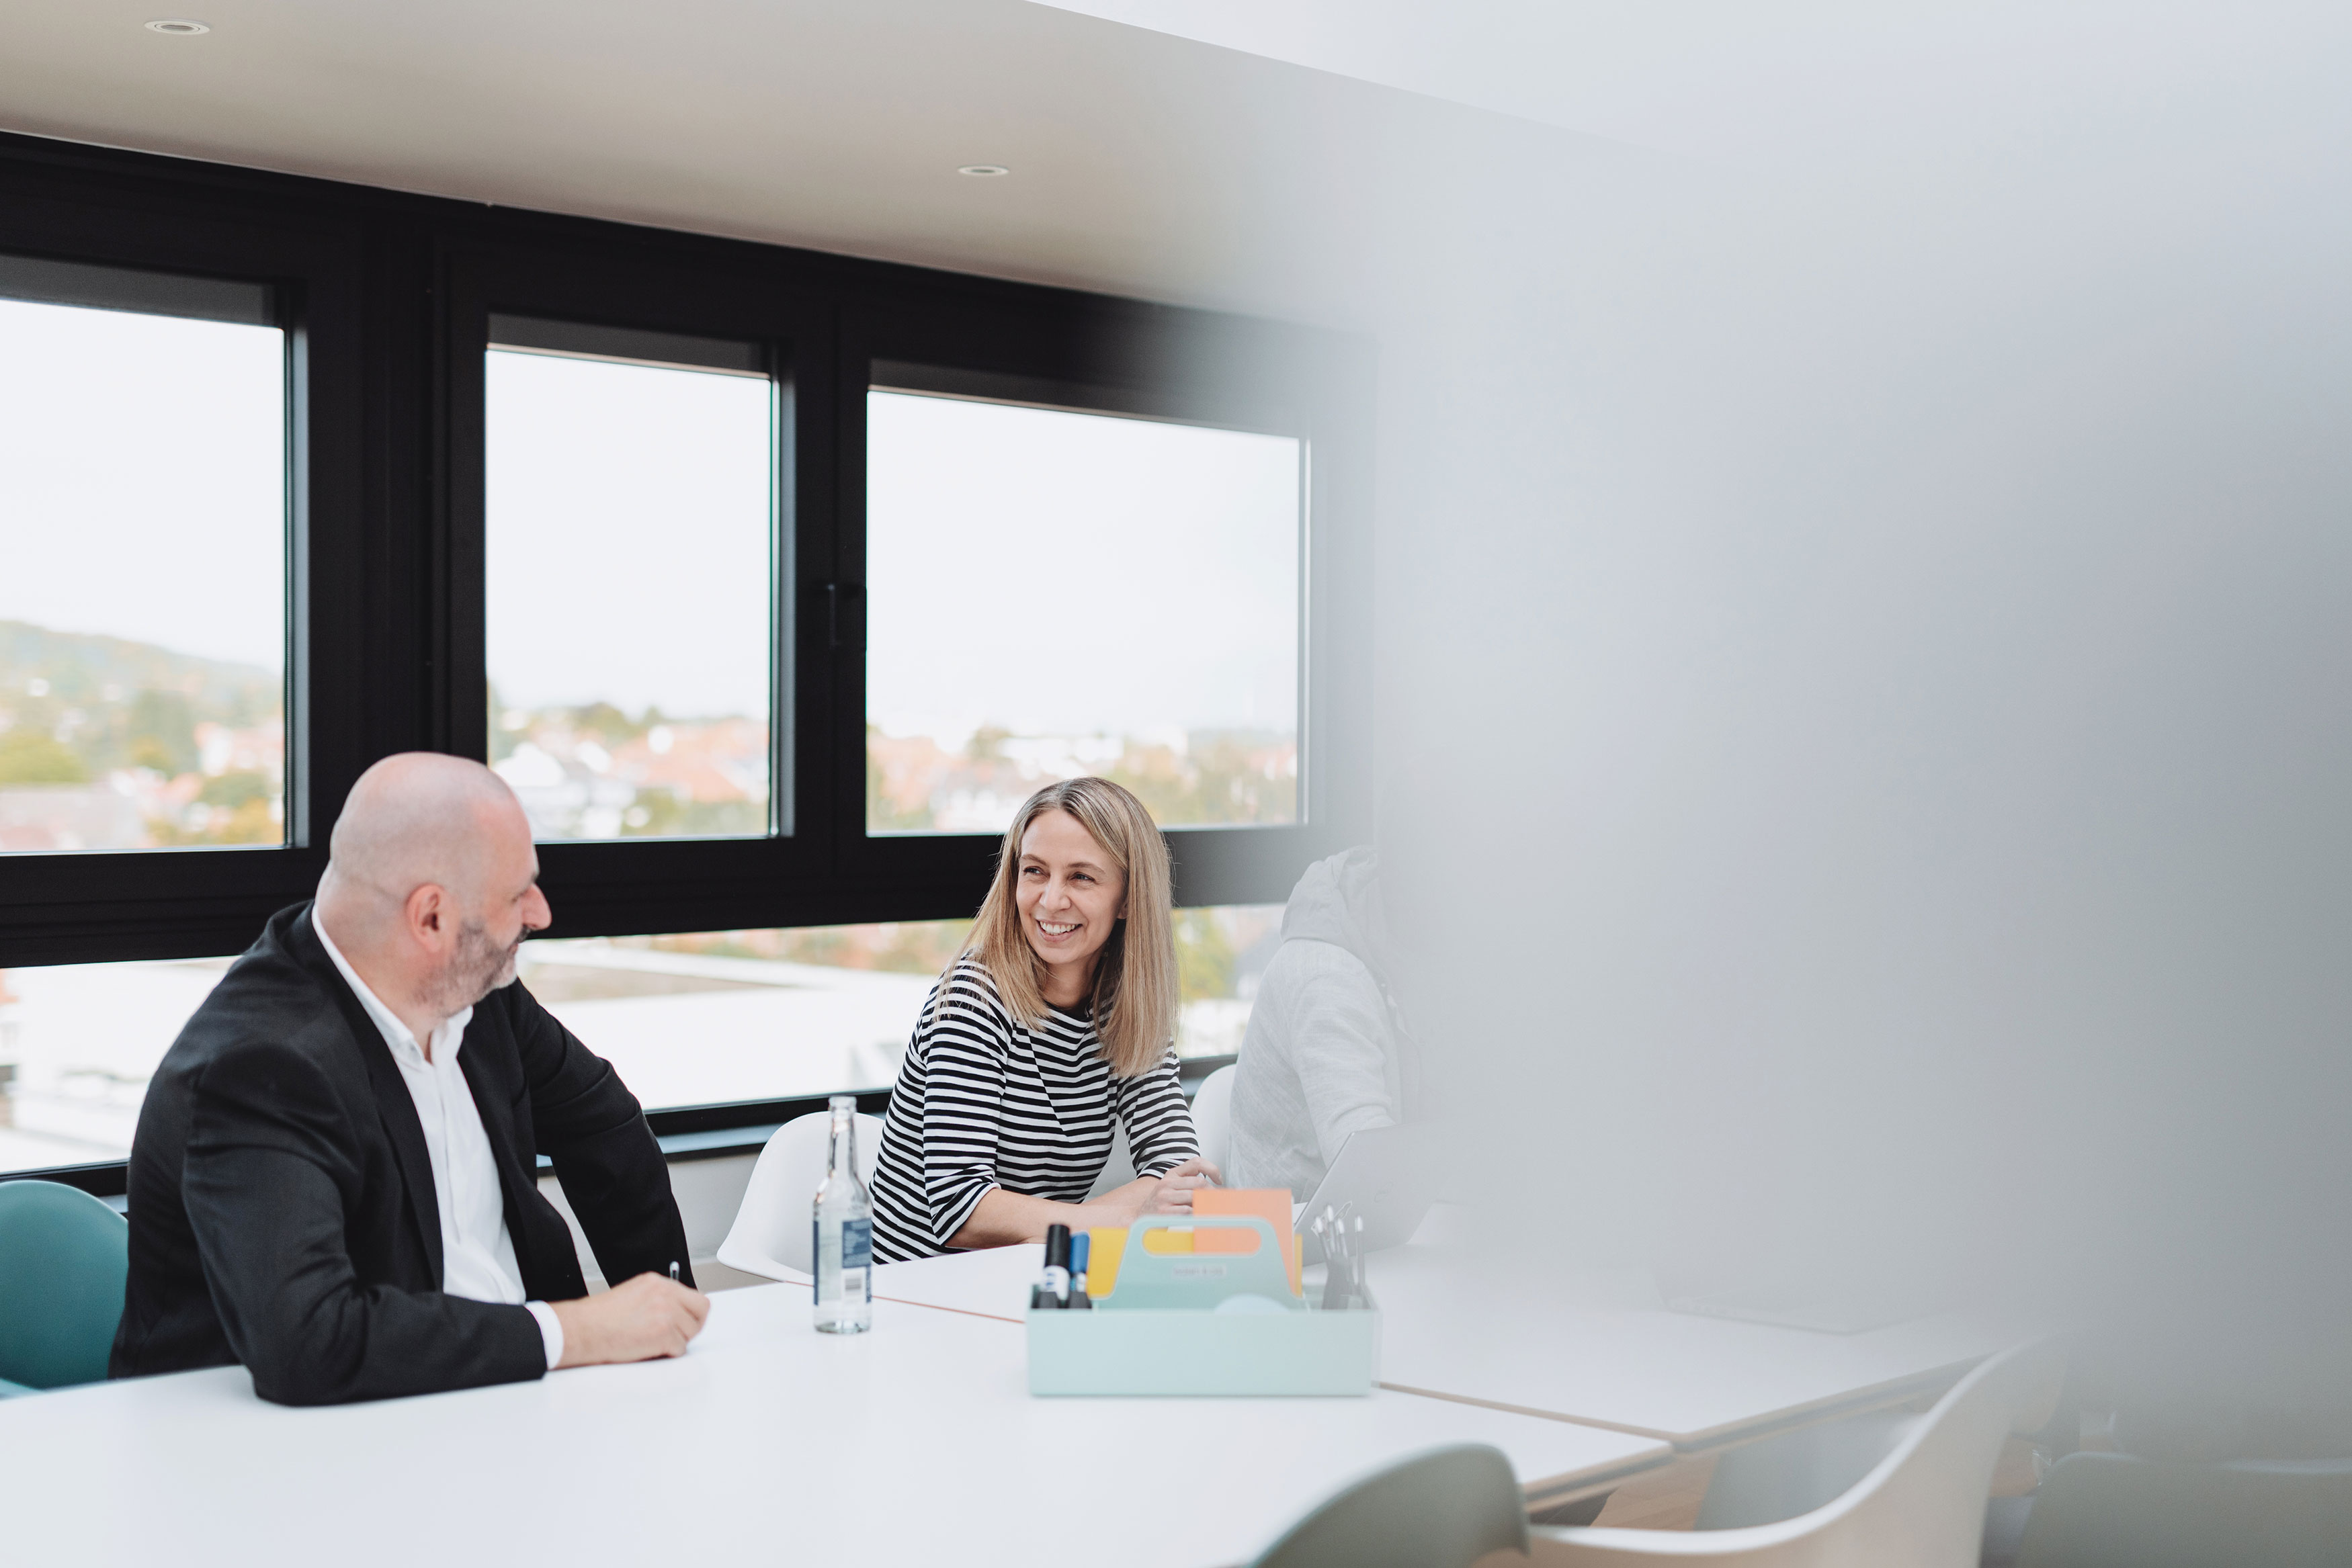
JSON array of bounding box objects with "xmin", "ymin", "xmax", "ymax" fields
[{"xmin": 310, "ymin": 907, "xmax": 474, "ymax": 1068}]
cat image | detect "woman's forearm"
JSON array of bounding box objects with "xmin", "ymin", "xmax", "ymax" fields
[
  {"xmin": 946, "ymin": 1168, "xmax": 1214, "ymax": 1250},
  {"xmin": 946, "ymin": 1187, "xmax": 1092, "ymax": 1248}
]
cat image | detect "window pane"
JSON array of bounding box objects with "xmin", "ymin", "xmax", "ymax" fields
[
  {"xmin": 515, "ymin": 905, "xmax": 1281, "ymax": 1111},
  {"xmin": 0, "ymin": 959, "xmax": 228, "ymax": 1174},
  {"xmin": 0, "ymin": 280, "xmax": 286, "ymax": 853},
  {"xmin": 515, "ymin": 922, "xmax": 968, "ymax": 1109},
  {"xmin": 1171, "ymin": 903, "xmax": 1284, "ymax": 1059},
  {"xmin": 0, "ymin": 907, "xmax": 1282, "ymax": 1174},
  {"xmin": 486, "ymin": 330, "xmax": 775, "ymax": 842},
  {"xmin": 866, "ymin": 390, "xmax": 1301, "ymax": 834}
]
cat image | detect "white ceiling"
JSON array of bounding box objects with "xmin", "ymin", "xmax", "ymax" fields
[
  {"xmin": 6, "ymin": 3, "xmax": 2341, "ymax": 320},
  {"xmin": 0, "ymin": 0, "xmax": 1629, "ymax": 322},
  {"xmin": 1037, "ymin": 0, "xmax": 2352, "ymax": 165}
]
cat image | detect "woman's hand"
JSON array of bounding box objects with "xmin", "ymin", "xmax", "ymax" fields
[
  {"xmin": 1145, "ymin": 1156, "xmax": 1224, "ymax": 1213},
  {"xmin": 946, "ymin": 1158, "xmax": 1227, "ymax": 1246},
  {"xmin": 1085, "ymin": 1156, "xmax": 1224, "ymax": 1228}
]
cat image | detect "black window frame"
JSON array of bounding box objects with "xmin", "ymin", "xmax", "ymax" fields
[
  {"xmin": 436, "ymin": 235, "xmax": 837, "ymax": 934},
  {"xmin": 839, "ymin": 289, "xmax": 1363, "ymax": 912},
  {"xmin": 0, "ymin": 142, "xmax": 376, "ymax": 966},
  {"xmin": 0, "ymin": 129, "xmax": 1372, "ymax": 1192}
]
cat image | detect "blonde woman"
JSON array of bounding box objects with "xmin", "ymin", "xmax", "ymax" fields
[{"xmin": 869, "ymin": 777, "xmax": 1218, "ymax": 1262}]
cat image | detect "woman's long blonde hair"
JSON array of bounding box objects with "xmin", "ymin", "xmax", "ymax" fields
[{"xmin": 945, "ymin": 777, "xmax": 1176, "ymax": 1078}]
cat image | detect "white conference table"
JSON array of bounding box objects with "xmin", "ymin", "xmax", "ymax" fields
[
  {"xmin": 763, "ymin": 1242, "xmax": 1040, "ymax": 1320},
  {"xmin": 1366, "ymin": 1242, "xmax": 2013, "ymax": 1450},
  {"xmin": 872, "ymin": 1239, "xmax": 1044, "ymax": 1320},
  {"xmin": 0, "ymin": 1283, "xmax": 1670, "ymax": 1568},
  {"xmin": 844, "ymin": 1241, "xmax": 2014, "ymax": 1453}
]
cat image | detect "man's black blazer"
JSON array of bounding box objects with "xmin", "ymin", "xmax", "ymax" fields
[{"xmin": 110, "ymin": 902, "xmax": 694, "ymax": 1405}]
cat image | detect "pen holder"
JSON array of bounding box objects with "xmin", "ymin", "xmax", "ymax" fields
[{"xmin": 1027, "ymin": 1215, "xmax": 1376, "ymax": 1397}]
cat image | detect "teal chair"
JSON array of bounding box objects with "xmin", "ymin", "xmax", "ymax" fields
[
  {"xmin": 0, "ymin": 1180, "xmax": 131, "ymax": 1396},
  {"xmin": 2016, "ymin": 1450, "xmax": 2352, "ymax": 1568},
  {"xmin": 1248, "ymin": 1443, "xmax": 1531, "ymax": 1568}
]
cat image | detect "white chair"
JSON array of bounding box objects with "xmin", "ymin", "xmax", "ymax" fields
[
  {"xmin": 1695, "ymin": 1408, "xmax": 1924, "ymax": 1530},
  {"xmin": 716, "ymin": 1108, "xmax": 884, "ymax": 1280},
  {"xmin": 1191, "ymin": 1062, "xmax": 1238, "ymax": 1174},
  {"xmin": 1081, "ymin": 1065, "xmax": 1234, "ymax": 1201},
  {"xmin": 1521, "ymin": 1340, "xmax": 2066, "ymax": 1567},
  {"xmin": 1084, "ymin": 1121, "xmax": 1137, "ymax": 1200}
]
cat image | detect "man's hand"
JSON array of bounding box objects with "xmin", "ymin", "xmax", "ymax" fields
[{"xmin": 548, "ymin": 1272, "xmax": 710, "ymax": 1369}]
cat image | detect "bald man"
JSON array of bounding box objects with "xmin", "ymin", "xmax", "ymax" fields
[{"xmin": 110, "ymin": 753, "xmax": 708, "ymax": 1405}]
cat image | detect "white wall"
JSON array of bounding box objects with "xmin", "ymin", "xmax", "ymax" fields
[{"xmin": 1329, "ymin": 5, "xmax": 2352, "ymax": 1418}]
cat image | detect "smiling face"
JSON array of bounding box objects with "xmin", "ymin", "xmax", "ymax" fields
[{"xmin": 1015, "ymin": 807, "xmax": 1128, "ymax": 1002}]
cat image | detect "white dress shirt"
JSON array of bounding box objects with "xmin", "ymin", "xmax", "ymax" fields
[{"xmin": 312, "ymin": 912, "xmax": 565, "ymax": 1370}]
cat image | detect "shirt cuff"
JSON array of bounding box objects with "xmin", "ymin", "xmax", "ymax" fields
[
  {"xmin": 933, "ymin": 1180, "xmax": 998, "ymax": 1250},
  {"xmin": 525, "ymin": 1300, "xmax": 564, "ymax": 1370}
]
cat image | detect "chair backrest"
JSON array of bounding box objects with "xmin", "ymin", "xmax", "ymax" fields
[
  {"xmin": 1191, "ymin": 1063, "xmax": 1238, "ymax": 1175},
  {"xmin": 716, "ymin": 1110, "xmax": 884, "ymax": 1279},
  {"xmin": 1085, "ymin": 1119, "xmax": 1140, "ymax": 1201},
  {"xmin": 1248, "ymin": 1442, "xmax": 1531, "ymax": 1568},
  {"xmin": 1529, "ymin": 1340, "xmax": 2067, "ymax": 1567},
  {"xmin": 0, "ymin": 1180, "xmax": 130, "ymax": 1392},
  {"xmin": 1695, "ymin": 1409, "xmax": 1922, "ymax": 1529},
  {"xmin": 2015, "ymin": 1450, "xmax": 2352, "ymax": 1568},
  {"xmin": 1079, "ymin": 1067, "xmax": 1237, "ymax": 1201}
]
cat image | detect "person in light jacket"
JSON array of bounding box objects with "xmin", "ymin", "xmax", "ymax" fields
[{"xmin": 1228, "ymin": 846, "xmax": 1420, "ymax": 1198}]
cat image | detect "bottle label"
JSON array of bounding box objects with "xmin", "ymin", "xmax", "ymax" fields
[
  {"xmin": 841, "ymin": 1217, "xmax": 872, "ymax": 1270},
  {"xmin": 815, "ymin": 1217, "xmax": 874, "ymax": 1305}
]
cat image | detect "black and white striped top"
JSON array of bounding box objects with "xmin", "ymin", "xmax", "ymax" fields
[{"xmin": 870, "ymin": 957, "xmax": 1200, "ymax": 1264}]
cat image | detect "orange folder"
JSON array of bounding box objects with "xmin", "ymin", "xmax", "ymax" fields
[{"xmin": 1191, "ymin": 1188, "xmax": 1302, "ymax": 1296}]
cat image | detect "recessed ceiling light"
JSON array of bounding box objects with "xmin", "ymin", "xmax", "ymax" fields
[
  {"xmin": 145, "ymin": 18, "xmax": 210, "ymax": 34},
  {"xmin": 957, "ymin": 165, "xmax": 1010, "ymax": 178}
]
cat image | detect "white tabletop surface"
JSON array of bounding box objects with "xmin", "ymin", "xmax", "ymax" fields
[
  {"xmin": 1366, "ymin": 1241, "xmax": 2013, "ymax": 1448},
  {"xmin": 1, "ymin": 1283, "xmax": 1669, "ymax": 1568},
  {"xmin": 753, "ymin": 1244, "xmax": 1038, "ymax": 1320},
  {"xmin": 861, "ymin": 1240, "xmax": 2012, "ymax": 1452},
  {"xmin": 872, "ymin": 1240, "xmax": 1044, "ymax": 1320}
]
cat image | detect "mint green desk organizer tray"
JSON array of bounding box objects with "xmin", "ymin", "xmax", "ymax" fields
[{"xmin": 1025, "ymin": 1214, "xmax": 1378, "ymax": 1397}]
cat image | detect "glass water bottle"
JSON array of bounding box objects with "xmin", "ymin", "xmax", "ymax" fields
[{"xmin": 812, "ymin": 1094, "xmax": 874, "ymax": 1334}]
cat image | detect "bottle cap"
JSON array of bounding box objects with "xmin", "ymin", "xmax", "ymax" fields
[
  {"xmin": 829, "ymin": 1094, "xmax": 855, "ymax": 1113},
  {"xmin": 1043, "ymin": 1223, "xmax": 1072, "ymax": 1271}
]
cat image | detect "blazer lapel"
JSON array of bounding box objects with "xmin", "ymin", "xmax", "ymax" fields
[{"xmin": 289, "ymin": 906, "xmax": 446, "ymax": 1289}]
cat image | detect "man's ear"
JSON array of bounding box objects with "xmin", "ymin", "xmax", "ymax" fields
[{"xmin": 405, "ymin": 883, "xmax": 450, "ymax": 946}]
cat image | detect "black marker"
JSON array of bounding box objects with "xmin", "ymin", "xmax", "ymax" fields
[{"xmin": 1033, "ymin": 1223, "xmax": 1073, "ymax": 1310}]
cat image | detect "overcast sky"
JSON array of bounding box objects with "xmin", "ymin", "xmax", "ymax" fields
[
  {"xmin": 0, "ymin": 299, "xmax": 285, "ymax": 670},
  {"xmin": 3, "ymin": 303, "xmax": 1300, "ymax": 743},
  {"xmin": 486, "ymin": 347, "xmax": 773, "ymax": 718},
  {"xmin": 866, "ymin": 390, "xmax": 1299, "ymax": 746}
]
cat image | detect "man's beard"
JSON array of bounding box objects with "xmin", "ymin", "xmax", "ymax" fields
[{"xmin": 420, "ymin": 918, "xmax": 522, "ymax": 1018}]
